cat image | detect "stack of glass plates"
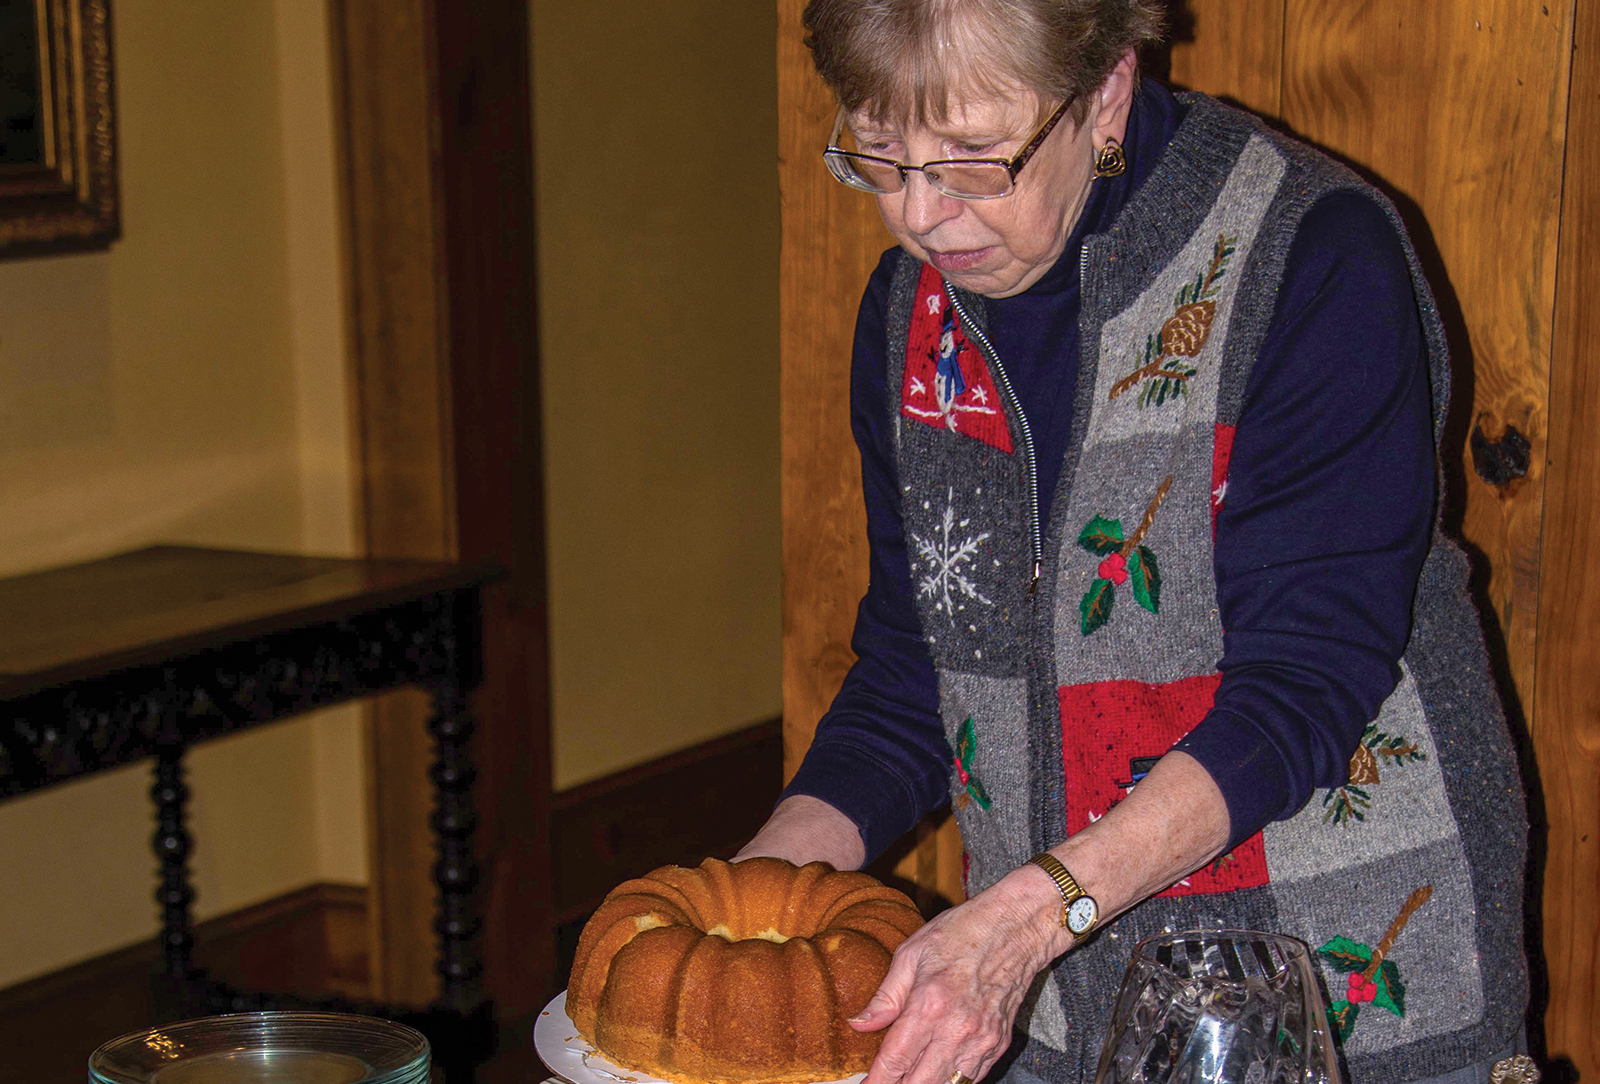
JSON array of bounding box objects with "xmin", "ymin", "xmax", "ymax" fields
[{"xmin": 88, "ymin": 1012, "xmax": 431, "ymax": 1084}]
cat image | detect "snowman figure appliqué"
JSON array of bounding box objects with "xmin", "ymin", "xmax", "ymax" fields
[{"xmin": 934, "ymin": 307, "xmax": 968, "ymax": 421}]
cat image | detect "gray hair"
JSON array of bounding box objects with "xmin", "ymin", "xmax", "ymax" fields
[{"xmin": 802, "ymin": 0, "xmax": 1164, "ymax": 124}]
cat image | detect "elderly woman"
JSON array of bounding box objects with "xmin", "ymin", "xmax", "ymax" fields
[{"xmin": 737, "ymin": 2, "xmax": 1531, "ymax": 1083}]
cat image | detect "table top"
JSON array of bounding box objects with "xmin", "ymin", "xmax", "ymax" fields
[{"xmin": 0, "ymin": 545, "xmax": 501, "ymax": 700}]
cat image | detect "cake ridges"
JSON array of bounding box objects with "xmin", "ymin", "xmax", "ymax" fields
[{"xmin": 567, "ymin": 856, "xmax": 924, "ymax": 1084}]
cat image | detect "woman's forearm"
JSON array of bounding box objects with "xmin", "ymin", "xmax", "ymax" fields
[{"xmin": 1010, "ymin": 749, "xmax": 1233, "ymax": 955}]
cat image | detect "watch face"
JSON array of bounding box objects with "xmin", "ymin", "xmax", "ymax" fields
[{"xmin": 1067, "ymin": 895, "xmax": 1098, "ymax": 935}]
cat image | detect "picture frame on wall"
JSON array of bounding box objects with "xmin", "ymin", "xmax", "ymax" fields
[{"xmin": 0, "ymin": 0, "xmax": 118, "ymax": 256}]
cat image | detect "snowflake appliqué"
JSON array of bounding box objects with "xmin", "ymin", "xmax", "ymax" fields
[{"xmin": 913, "ymin": 487, "xmax": 993, "ymax": 623}]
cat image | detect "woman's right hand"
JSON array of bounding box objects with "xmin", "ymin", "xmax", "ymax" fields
[
  {"xmin": 848, "ymin": 866, "xmax": 1069, "ymax": 1084},
  {"xmin": 733, "ymin": 794, "xmax": 867, "ymax": 870}
]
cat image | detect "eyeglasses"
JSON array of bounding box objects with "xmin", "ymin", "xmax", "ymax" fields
[{"xmin": 823, "ymin": 94, "xmax": 1078, "ymax": 200}]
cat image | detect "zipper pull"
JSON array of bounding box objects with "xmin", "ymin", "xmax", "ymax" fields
[{"xmin": 1028, "ymin": 560, "xmax": 1042, "ymax": 595}]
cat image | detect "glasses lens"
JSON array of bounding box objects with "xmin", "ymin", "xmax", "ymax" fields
[
  {"xmin": 825, "ymin": 151, "xmax": 902, "ymax": 194},
  {"xmin": 926, "ymin": 162, "xmax": 1013, "ymax": 199}
]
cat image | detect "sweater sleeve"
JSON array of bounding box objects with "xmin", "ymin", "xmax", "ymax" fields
[
  {"xmin": 1173, "ymin": 192, "xmax": 1435, "ymax": 853},
  {"xmin": 781, "ymin": 249, "xmax": 955, "ymax": 862}
]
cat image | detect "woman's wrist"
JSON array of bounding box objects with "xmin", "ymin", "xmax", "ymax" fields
[
  {"xmin": 1010, "ymin": 750, "xmax": 1233, "ymax": 954},
  {"xmin": 734, "ymin": 794, "xmax": 867, "ymax": 870},
  {"xmin": 994, "ymin": 860, "xmax": 1081, "ymax": 962}
]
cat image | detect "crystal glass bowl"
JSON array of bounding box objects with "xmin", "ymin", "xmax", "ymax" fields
[
  {"xmin": 1094, "ymin": 930, "xmax": 1339, "ymax": 1084},
  {"xmin": 88, "ymin": 1012, "xmax": 431, "ymax": 1084}
]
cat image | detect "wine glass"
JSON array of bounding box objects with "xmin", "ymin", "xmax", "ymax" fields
[{"xmin": 1094, "ymin": 929, "xmax": 1340, "ymax": 1084}]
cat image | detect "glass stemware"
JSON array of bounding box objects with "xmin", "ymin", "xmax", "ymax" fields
[{"xmin": 1094, "ymin": 929, "xmax": 1340, "ymax": 1084}]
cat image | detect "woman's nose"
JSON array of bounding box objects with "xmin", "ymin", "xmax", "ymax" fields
[{"xmin": 899, "ymin": 170, "xmax": 962, "ymax": 235}]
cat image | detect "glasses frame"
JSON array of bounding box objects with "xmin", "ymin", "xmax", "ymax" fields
[{"xmin": 824, "ymin": 93, "xmax": 1079, "ymax": 200}]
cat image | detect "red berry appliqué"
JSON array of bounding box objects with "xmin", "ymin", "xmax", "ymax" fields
[
  {"xmin": 1346, "ymin": 972, "xmax": 1377, "ymax": 1004},
  {"xmin": 1098, "ymin": 552, "xmax": 1129, "ymax": 585}
]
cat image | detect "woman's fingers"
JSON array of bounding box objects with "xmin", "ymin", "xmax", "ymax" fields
[
  {"xmin": 850, "ymin": 935, "xmax": 921, "ymax": 1030},
  {"xmin": 864, "ymin": 1008, "xmax": 972, "ymax": 1084},
  {"xmin": 865, "ymin": 986, "xmax": 1007, "ymax": 1084},
  {"xmin": 857, "ymin": 938, "xmax": 1017, "ymax": 1084},
  {"xmin": 857, "ymin": 869, "xmax": 1064, "ymax": 1084}
]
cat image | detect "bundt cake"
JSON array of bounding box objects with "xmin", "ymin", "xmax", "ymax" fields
[{"xmin": 567, "ymin": 857, "xmax": 925, "ymax": 1084}]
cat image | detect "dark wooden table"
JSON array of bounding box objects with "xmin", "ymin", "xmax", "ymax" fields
[{"xmin": 0, "ymin": 545, "xmax": 503, "ymax": 1077}]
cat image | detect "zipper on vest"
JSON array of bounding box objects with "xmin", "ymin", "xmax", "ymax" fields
[{"xmin": 945, "ymin": 285, "xmax": 1043, "ymax": 591}]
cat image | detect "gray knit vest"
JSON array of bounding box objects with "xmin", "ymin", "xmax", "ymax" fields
[{"xmin": 884, "ymin": 95, "xmax": 1527, "ymax": 1084}]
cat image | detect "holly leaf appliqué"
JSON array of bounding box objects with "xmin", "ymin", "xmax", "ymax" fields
[
  {"xmin": 1080, "ymin": 578, "xmax": 1115, "ymax": 635},
  {"xmin": 1317, "ymin": 936, "xmax": 1370, "ymax": 973},
  {"xmin": 966, "ymin": 775, "xmax": 993, "ymax": 810},
  {"xmin": 956, "ymin": 718, "xmax": 977, "ymax": 766},
  {"xmin": 1077, "ymin": 516, "xmax": 1125, "ymax": 556},
  {"xmin": 1328, "ymin": 1000, "xmax": 1359, "ymax": 1042},
  {"xmin": 1372, "ymin": 959, "xmax": 1406, "ymax": 1017},
  {"xmin": 1319, "ymin": 938, "xmax": 1406, "ymax": 1022},
  {"xmin": 1127, "ymin": 545, "xmax": 1161, "ymax": 613}
]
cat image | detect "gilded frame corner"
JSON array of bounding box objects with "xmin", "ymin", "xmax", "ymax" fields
[{"xmin": 0, "ymin": 0, "xmax": 118, "ymax": 256}]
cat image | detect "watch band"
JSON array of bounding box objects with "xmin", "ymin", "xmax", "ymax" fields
[{"xmin": 1028, "ymin": 851, "xmax": 1090, "ymax": 930}]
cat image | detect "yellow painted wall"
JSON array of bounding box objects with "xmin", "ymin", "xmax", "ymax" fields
[
  {"xmin": 532, "ymin": 0, "xmax": 783, "ymax": 789},
  {"xmin": 0, "ymin": 0, "xmax": 783, "ymax": 989},
  {"xmin": 0, "ymin": 0, "xmax": 363, "ymax": 988}
]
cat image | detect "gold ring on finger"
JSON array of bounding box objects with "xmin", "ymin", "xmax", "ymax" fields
[{"xmin": 950, "ymin": 1072, "xmax": 975, "ymax": 1084}]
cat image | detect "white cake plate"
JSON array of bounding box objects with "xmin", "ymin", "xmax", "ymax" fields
[{"xmin": 535, "ymin": 991, "xmax": 866, "ymax": 1084}]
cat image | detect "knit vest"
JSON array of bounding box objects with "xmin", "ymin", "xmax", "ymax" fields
[{"xmin": 884, "ymin": 95, "xmax": 1527, "ymax": 1084}]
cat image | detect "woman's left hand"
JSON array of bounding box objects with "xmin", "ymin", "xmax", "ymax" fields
[{"xmin": 850, "ymin": 867, "xmax": 1071, "ymax": 1084}]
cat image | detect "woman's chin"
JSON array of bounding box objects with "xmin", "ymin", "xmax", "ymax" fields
[{"xmin": 944, "ymin": 266, "xmax": 1030, "ymax": 298}]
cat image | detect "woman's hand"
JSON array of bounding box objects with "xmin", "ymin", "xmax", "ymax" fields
[
  {"xmin": 734, "ymin": 795, "xmax": 867, "ymax": 870},
  {"xmin": 852, "ymin": 751, "xmax": 1232, "ymax": 1084},
  {"xmin": 851, "ymin": 866, "xmax": 1071, "ymax": 1084}
]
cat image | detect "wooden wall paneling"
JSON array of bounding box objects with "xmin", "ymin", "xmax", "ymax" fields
[
  {"xmin": 777, "ymin": 0, "xmax": 887, "ymax": 772},
  {"xmin": 1164, "ymin": 0, "xmax": 1285, "ymax": 119},
  {"xmin": 550, "ymin": 721, "xmax": 784, "ymax": 926},
  {"xmin": 1278, "ymin": 0, "xmax": 1574, "ymax": 723},
  {"xmin": 329, "ymin": 0, "xmax": 453, "ymax": 1007},
  {"xmin": 1278, "ymin": 0, "xmax": 1585, "ymax": 1066},
  {"xmin": 430, "ymin": 0, "xmax": 555, "ymax": 1018},
  {"xmin": 1532, "ymin": 0, "xmax": 1600, "ymax": 1073},
  {"xmin": 331, "ymin": 0, "xmax": 555, "ymax": 1012},
  {"xmin": 777, "ymin": 0, "xmax": 964, "ymax": 907}
]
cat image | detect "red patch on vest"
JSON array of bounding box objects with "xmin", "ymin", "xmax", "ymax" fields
[
  {"xmin": 1058, "ymin": 674, "xmax": 1269, "ymax": 896},
  {"xmin": 1211, "ymin": 423, "xmax": 1236, "ymax": 536},
  {"xmin": 901, "ymin": 263, "xmax": 1014, "ymax": 453}
]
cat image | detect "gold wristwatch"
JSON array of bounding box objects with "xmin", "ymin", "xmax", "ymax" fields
[{"xmin": 1028, "ymin": 852, "xmax": 1099, "ymax": 935}]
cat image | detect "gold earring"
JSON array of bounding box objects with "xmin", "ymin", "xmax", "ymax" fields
[{"xmin": 1094, "ymin": 138, "xmax": 1127, "ymax": 179}]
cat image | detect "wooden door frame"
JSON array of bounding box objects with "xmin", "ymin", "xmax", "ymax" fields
[
  {"xmin": 329, "ymin": 0, "xmax": 556, "ymax": 1015},
  {"xmin": 1532, "ymin": 0, "xmax": 1600, "ymax": 1071}
]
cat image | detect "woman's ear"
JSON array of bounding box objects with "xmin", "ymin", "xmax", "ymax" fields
[{"xmin": 1092, "ymin": 49, "xmax": 1139, "ymax": 151}]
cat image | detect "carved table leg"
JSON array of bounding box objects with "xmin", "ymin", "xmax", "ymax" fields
[
  {"xmin": 428, "ymin": 681, "xmax": 483, "ymax": 1015},
  {"xmin": 152, "ymin": 746, "xmax": 197, "ymax": 981}
]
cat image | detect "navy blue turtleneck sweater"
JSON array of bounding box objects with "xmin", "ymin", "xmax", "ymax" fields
[{"xmin": 784, "ymin": 81, "xmax": 1434, "ymax": 862}]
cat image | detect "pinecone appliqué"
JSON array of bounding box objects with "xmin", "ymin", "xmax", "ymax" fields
[
  {"xmin": 1324, "ymin": 723, "xmax": 1427, "ymax": 825},
  {"xmin": 1347, "ymin": 743, "xmax": 1381, "ymax": 787},
  {"xmin": 1160, "ymin": 299, "xmax": 1216, "ymax": 357},
  {"xmin": 1110, "ymin": 234, "xmax": 1236, "ymax": 406}
]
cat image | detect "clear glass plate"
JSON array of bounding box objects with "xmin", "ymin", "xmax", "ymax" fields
[{"xmin": 88, "ymin": 1012, "xmax": 431, "ymax": 1084}]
